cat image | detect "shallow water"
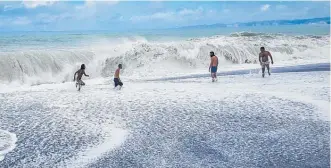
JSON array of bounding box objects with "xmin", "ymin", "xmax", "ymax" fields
[{"xmin": 0, "ymin": 68, "xmax": 329, "ymax": 168}]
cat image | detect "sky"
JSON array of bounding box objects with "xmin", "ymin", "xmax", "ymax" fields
[{"xmin": 0, "ymin": 1, "xmax": 330, "ymax": 31}]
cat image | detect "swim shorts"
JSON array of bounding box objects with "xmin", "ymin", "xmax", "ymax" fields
[
  {"xmin": 211, "ymin": 66, "xmax": 217, "ymax": 73},
  {"xmin": 261, "ymin": 61, "xmax": 270, "ymax": 68},
  {"xmin": 114, "ymin": 78, "xmax": 123, "ymax": 87}
]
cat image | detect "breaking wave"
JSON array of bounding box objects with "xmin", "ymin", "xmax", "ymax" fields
[{"xmin": 0, "ymin": 33, "xmax": 329, "ymax": 85}]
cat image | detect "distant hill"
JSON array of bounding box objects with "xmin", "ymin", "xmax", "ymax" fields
[{"xmin": 177, "ymin": 17, "xmax": 330, "ymax": 29}]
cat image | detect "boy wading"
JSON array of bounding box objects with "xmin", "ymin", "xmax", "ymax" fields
[
  {"xmin": 114, "ymin": 64, "xmax": 123, "ymax": 89},
  {"xmin": 74, "ymin": 64, "xmax": 89, "ymax": 91}
]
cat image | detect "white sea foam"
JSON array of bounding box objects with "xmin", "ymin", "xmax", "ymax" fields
[
  {"xmin": 59, "ymin": 127, "xmax": 128, "ymax": 168},
  {"xmin": 0, "ymin": 34, "xmax": 329, "ymax": 85},
  {"xmin": 0, "ymin": 71, "xmax": 329, "ymax": 167},
  {"xmin": 0, "ymin": 129, "xmax": 17, "ymax": 161}
]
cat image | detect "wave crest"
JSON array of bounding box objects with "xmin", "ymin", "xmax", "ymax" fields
[{"xmin": 0, "ymin": 34, "xmax": 329, "ymax": 85}]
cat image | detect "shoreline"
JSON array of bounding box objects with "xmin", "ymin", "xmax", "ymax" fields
[{"xmin": 146, "ymin": 62, "xmax": 330, "ymax": 81}]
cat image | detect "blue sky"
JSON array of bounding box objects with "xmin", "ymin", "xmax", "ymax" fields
[{"xmin": 0, "ymin": 1, "xmax": 329, "ymax": 31}]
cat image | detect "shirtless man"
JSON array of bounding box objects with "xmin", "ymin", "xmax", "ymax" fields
[
  {"xmin": 209, "ymin": 51, "xmax": 219, "ymax": 82},
  {"xmin": 74, "ymin": 64, "xmax": 89, "ymax": 91},
  {"xmin": 114, "ymin": 64, "xmax": 123, "ymax": 89},
  {"xmin": 259, "ymin": 47, "xmax": 274, "ymax": 78}
]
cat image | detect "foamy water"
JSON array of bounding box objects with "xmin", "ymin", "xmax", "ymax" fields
[
  {"xmin": 0, "ymin": 24, "xmax": 330, "ymax": 167},
  {"xmin": 0, "ymin": 130, "xmax": 17, "ymax": 162},
  {"xmin": 0, "ymin": 26, "xmax": 329, "ymax": 85},
  {"xmin": 0, "ymin": 69, "xmax": 329, "ymax": 167}
]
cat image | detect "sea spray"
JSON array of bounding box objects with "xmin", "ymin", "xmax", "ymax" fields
[{"xmin": 0, "ymin": 34, "xmax": 329, "ymax": 85}]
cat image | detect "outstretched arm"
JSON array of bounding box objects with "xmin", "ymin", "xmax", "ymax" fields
[
  {"xmin": 84, "ymin": 71, "xmax": 89, "ymax": 77},
  {"xmin": 268, "ymin": 52, "xmax": 274, "ymax": 64}
]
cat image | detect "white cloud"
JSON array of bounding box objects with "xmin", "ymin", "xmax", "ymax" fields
[
  {"xmin": 12, "ymin": 17, "xmax": 31, "ymax": 25},
  {"xmin": 3, "ymin": 5, "xmax": 14, "ymax": 11},
  {"xmin": 260, "ymin": 4, "xmax": 270, "ymax": 12},
  {"xmin": 178, "ymin": 7, "xmax": 203, "ymax": 16},
  {"xmin": 151, "ymin": 12, "xmax": 174, "ymax": 19},
  {"xmin": 75, "ymin": 0, "xmax": 95, "ymax": 10},
  {"xmin": 130, "ymin": 12, "xmax": 175, "ymax": 22},
  {"xmin": 74, "ymin": 1, "xmax": 98, "ymax": 19},
  {"xmin": 118, "ymin": 16, "xmax": 124, "ymax": 21},
  {"xmin": 76, "ymin": 0, "xmax": 118, "ymax": 9},
  {"xmin": 276, "ymin": 5, "xmax": 287, "ymax": 10},
  {"xmin": 21, "ymin": 0, "xmax": 57, "ymax": 9},
  {"xmin": 131, "ymin": 7, "xmax": 204, "ymax": 22},
  {"xmin": 74, "ymin": 0, "xmax": 118, "ymax": 19},
  {"xmin": 36, "ymin": 13, "xmax": 72, "ymax": 24}
]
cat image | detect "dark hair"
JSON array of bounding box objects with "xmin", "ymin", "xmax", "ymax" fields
[
  {"xmin": 118, "ymin": 64, "xmax": 122, "ymax": 68},
  {"xmin": 210, "ymin": 51, "xmax": 215, "ymax": 57},
  {"xmin": 260, "ymin": 47, "xmax": 265, "ymax": 50},
  {"xmin": 81, "ymin": 64, "xmax": 85, "ymax": 69}
]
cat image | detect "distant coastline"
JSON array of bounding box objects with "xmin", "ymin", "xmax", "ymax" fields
[{"xmin": 174, "ymin": 17, "xmax": 330, "ymax": 29}]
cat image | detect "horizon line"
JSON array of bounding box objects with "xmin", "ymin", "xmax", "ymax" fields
[{"xmin": 0, "ymin": 16, "xmax": 329, "ymax": 33}]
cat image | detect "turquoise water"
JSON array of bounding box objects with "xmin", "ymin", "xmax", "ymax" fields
[
  {"xmin": 0, "ymin": 24, "xmax": 329, "ymax": 51},
  {"xmin": 140, "ymin": 24, "xmax": 330, "ymax": 38}
]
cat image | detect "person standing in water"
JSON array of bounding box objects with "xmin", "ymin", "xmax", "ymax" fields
[
  {"xmin": 74, "ymin": 64, "xmax": 89, "ymax": 91},
  {"xmin": 209, "ymin": 51, "xmax": 218, "ymax": 82},
  {"xmin": 114, "ymin": 64, "xmax": 123, "ymax": 89},
  {"xmin": 259, "ymin": 47, "xmax": 274, "ymax": 78}
]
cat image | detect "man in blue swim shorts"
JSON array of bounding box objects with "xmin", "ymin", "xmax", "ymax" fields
[{"xmin": 209, "ymin": 51, "xmax": 219, "ymax": 82}]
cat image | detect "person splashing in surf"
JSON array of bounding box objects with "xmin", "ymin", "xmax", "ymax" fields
[
  {"xmin": 74, "ymin": 64, "xmax": 89, "ymax": 90},
  {"xmin": 209, "ymin": 51, "xmax": 218, "ymax": 82},
  {"xmin": 114, "ymin": 64, "xmax": 123, "ymax": 90},
  {"xmin": 259, "ymin": 47, "xmax": 274, "ymax": 78}
]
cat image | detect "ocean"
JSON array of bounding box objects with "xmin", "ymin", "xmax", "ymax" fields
[
  {"xmin": 0, "ymin": 24, "xmax": 329, "ymax": 85},
  {"xmin": 0, "ymin": 24, "xmax": 330, "ymax": 168}
]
